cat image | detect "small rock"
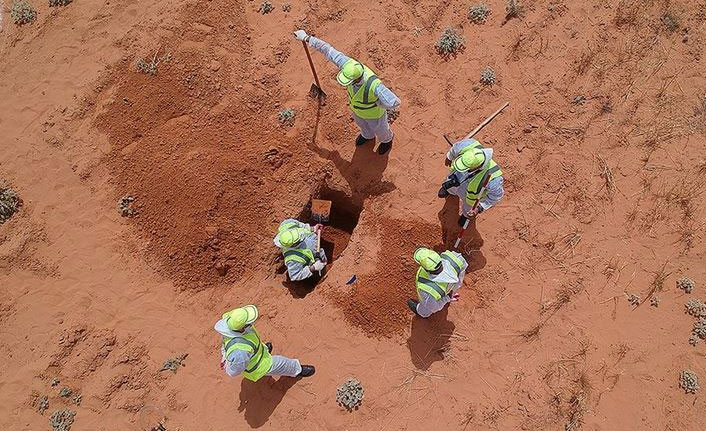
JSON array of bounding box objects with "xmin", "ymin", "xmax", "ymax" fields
[{"xmin": 209, "ymin": 60, "xmax": 221, "ymax": 71}]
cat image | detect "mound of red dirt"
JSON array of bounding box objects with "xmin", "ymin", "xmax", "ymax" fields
[
  {"xmin": 333, "ymin": 218, "xmax": 444, "ymax": 336},
  {"xmin": 95, "ymin": 33, "xmax": 326, "ymax": 289}
]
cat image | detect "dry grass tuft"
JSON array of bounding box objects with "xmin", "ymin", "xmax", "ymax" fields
[
  {"xmin": 644, "ymin": 262, "xmax": 670, "ymax": 303},
  {"xmin": 597, "ymin": 156, "xmax": 617, "ymax": 199},
  {"xmin": 692, "ymin": 94, "xmax": 706, "ymax": 135},
  {"xmin": 520, "ymin": 323, "xmax": 542, "ymax": 341},
  {"xmin": 565, "ymin": 373, "xmax": 592, "ymax": 431},
  {"xmin": 576, "ymin": 47, "xmax": 595, "ymax": 75},
  {"xmin": 660, "ymin": 179, "xmax": 704, "ymax": 220}
]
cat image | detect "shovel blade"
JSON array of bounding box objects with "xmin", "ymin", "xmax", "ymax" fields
[
  {"xmin": 308, "ymin": 84, "xmax": 327, "ymax": 102},
  {"xmin": 311, "ymin": 199, "xmax": 332, "ymax": 224}
]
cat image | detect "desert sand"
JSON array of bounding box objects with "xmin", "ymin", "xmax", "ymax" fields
[{"xmin": 1, "ymin": 0, "xmax": 705, "ymax": 430}]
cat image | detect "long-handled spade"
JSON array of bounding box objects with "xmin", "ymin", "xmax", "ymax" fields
[
  {"xmin": 444, "ymin": 101, "xmax": 510, "ymax": 146},
  {"xmin": 301, "ymin": 41, "xmax": 327, "ymax": 104},
  {"xmin": 311, "ymin": 199, "xmax": 332, "ymax": 275}
]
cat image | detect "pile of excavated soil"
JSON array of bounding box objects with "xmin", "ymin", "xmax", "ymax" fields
[
  {"xmin": 320, "ymin": 226, "xmax": 351, "ymax": 262},
  {"xmin": 94, "ymin": 19, "xmax": 327, "ymax": 289},
  {"xmin": 333, "ymin": 218, "xmax": 443, "ymax": 336}
]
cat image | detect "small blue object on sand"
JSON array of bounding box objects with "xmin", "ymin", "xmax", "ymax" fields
[{"xmin": 346, "ymin": 275, "xmax": 357, "ymax": 285}]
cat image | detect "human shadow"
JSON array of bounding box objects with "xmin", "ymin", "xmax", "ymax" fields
[
  {"xmin": 406, "ymin": 306, "xmax": 456, "ymax": 371},
  {"xmin": 307, "ymin": 100, "xmax": 396, "ymax": 199},
  {"xmin": 238, "ymin": 376, "xmax": 298, "ymax": 428},
  {"xmin": 437, "ymin": 195, "xmax": 486, "ymax": 272}
]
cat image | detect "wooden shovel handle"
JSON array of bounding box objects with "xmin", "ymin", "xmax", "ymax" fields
[{"xmin": 302, "ymin": 41, "xmax": 322, "ymax": 89}]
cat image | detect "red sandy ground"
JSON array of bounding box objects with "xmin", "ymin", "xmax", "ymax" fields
[{"xmin": 2, "ymin": 0, "xmax": 706, "ymax": 430}]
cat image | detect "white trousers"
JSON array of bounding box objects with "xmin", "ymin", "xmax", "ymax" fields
[
  {"xmin": 266, "ymin": 355, "xmax": 302, "ymax": 377},
  {"xmin": 353, "ymin": 113, "xmax": 394, "ymax": 143}
]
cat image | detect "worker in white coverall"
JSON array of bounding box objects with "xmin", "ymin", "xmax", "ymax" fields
[
  {"xmin": 407, "ymin": 248, "xmax": 468, "ymax": 318},
  {"xmin": 293, "ymin": 30, "xmax": 401, "ymax": 155},
  {"xmin": 438, "ymin": 138, "xmax": 504, "ymax": 227},
  {"xmin": 215, "ymin": 305, "xmax": 315, "ymax": 380},
  {"xmin": 273, "ymin": 219, "xmax": 327, "ymax": 281}
]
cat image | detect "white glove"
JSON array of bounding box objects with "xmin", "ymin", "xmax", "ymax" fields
[
  {"xmin": 294, "ymin": 30, "xmax": 308, "ymax": 41},
  {"xmin": 311, "ymin": 260, "xmax": 325, "ymax": 271}
]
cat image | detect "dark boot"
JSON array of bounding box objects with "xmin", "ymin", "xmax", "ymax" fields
[
  {"xmin": 438, "ymin": 186, "xmax": 450, "ymax": 198},
  {"xmin": 407, "ymin": 299, "xmax": 421, "ymax": 317},
  {"xmin": 265, "ymin": 342, "xmax": 273, "ymax": 353},
  {"xmin": 355, "ymin": 134, "xmax": 371, "ymax": 146},
  {"xmin": 298, "ymin": 365, "xmax": 316, "ymax": 377},
  {"xmin": 378, "ymin": 139, "xmax": 393, "ymax": 155}
]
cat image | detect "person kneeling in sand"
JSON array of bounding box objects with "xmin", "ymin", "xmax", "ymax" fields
[
  {"xmin": 406, "ymin": 248, "xmax": 468, "ymax": 318},
  {"xmin": 273, "ymin": 218, "xmax": 327, "ymax": 280},
  {"xmin": 215, "ymin": 305, "xmax": 315, "ymax": 380}
]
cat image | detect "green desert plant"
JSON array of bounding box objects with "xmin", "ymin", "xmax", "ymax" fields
[
  {"xmin": 0, "ymin": 184, "xmax": 20, "ymax": 224},
  {"xmin": 259, "ymin": 0, "xmax": 274, "ymax": 14},
  {"xmin": 679, "ymin": 370, "xmax": 699, "ymax": 394},
  {"xmin": 480, "ymin": 66, "xmax": 496, "ymax": 86},
  {"xmin": 661, "ymin": 12, "xmax": 679, "ymax": 32},
  {"xmin": 49, "ymin": 0, "xmax": 72, "ymax": 6},
  {"xmin": 50, "ymin": 409, "xmax": 76, "ymax": 431},
  {"xmin": 468, "ymin": 3, "xmax": 491, "ymax": 24},
  {"xmin": 10, "ymin": 0, "xmax": 37, "ymax": 25},
  {"xmin": 506, "ymin": 0, "xmax": 524, "ymax": 20},
  {"xmin": 278, "ymin": 108, "xmax": 296, "ymax": 126},
  {"xmin": 435, "ymin": 27, "xmax": 465, "ymax": 57}
]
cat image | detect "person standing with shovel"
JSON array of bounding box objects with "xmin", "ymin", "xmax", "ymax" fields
[{"xmin": 294, "ymin": 30, "xmax": 401, "ymax": 155}]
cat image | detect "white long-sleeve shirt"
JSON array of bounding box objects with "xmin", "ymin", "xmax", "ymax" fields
[{"xmin": 307, "ymin": 36, "xmax": 401, "ymax": 110}]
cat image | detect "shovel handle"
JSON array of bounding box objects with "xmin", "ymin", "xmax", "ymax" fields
[
  {"xmin": 453, "ymin": 174, "xmax": 492, "ymax": 249},
  {"xmin": 302, "ymin": 41, "xmax": 322, "ymax": 89},
  {"xmin": 316, "ymin": 229, "xmax": 322, "ymax": 276}
]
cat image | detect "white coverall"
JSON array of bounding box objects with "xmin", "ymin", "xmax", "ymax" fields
[
  {"xmin": 306, "ymin": 36, "xmax": 401, "ymax": 143},
  {"xmin": 273, "ymin": 219, "xmax": 326, "ymax": 281},
  {"xmin": 445, "ymin": 140, "xmax": 504, "ymax": 216},
  {"xmin": 415, "ymin": 251, "xmax": 469, "ymax": 318},
  {"xmin": 214, "ymin": 319, "xmax": 302, "ymax": 378}
]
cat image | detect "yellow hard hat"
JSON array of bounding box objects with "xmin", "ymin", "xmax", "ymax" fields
[
  {"xmin": 279, "ymin": 228, "xmax": 308, "ymax": 248},
  {"xmin": 414, "ymin": 248, "xmax": 442, "ymax": 271},
  {"xmin": 336, "ymin": 60, "xmax": 364, "ymax": 86},
  {"xmin": 452, "ymin": 149, "xmax": 485, "ymax": 172},
  {"xmin": 222, "ymin": 305, "xmax": 259, "ymax": 331}
]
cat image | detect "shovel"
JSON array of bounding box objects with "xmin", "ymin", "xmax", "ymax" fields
[
  {"xmin": 453, "ymin": 174, "xmax": 492, "ymax": 249},
  {"xmin": 311, "ymin": 199, "xmax": 332, "ymax": 275},
  {"xmin": 302, "ymin": 41, "xmax": 327, "ymax": 104}
]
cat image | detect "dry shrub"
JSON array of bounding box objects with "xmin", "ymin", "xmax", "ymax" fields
[
  {"xmin": 436, "ymin": 27, "xmax": 465, "ymax": 57},
  {"xmin": 480, "ymin": 66, "xmax": 496, "ymax": 86},
  {"xmin": 661, "ymin": 12, "xmax": 679, "ymax": 32},
  {"xmin": 692, "ymin": 94, "xmax": 706, "ymax": 134},
  {"xmin": 506, "ymin": 0, "xmax": 524, "ymax": 20},
  {"xmin": 10, "ymin": 0, "xmax": 37, "ymax": 25},
  {"xmin": 597, "ymin": 156, "xmax": 616, "ymax": 199},
  {"xmin": 468, "ymin": 3, "xmax": 491, "ymax": 24}
]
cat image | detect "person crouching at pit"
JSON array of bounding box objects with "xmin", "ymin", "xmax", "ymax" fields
[
  {"xmin": 215, "ymin": 305, "xmax": 315, "ymax": 380},
  {"xmin": 407, "ymin": 248, "xmax": 468, "ymax": 318},
  {"xmin": 273, "ymin": 218, "xmax": 327, "ymax": 280}
]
